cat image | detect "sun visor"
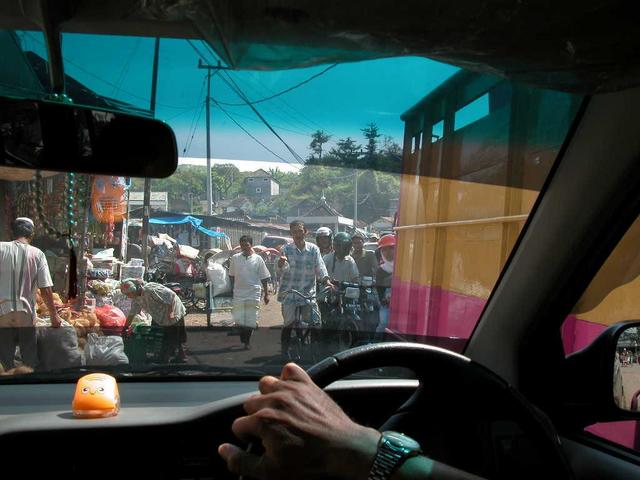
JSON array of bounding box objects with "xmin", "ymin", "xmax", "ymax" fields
[{"xmin": 6, "ymin": 0, "xmax": 640, "ymax": 93}]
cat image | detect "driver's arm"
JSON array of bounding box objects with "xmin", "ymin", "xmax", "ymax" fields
[{"xmin": 218, "ymin": 363, "xmax": 485, "ymax": 480}]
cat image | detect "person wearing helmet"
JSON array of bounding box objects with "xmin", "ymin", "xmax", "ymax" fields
[
  {"xmin": 322, "ymin": 232, "xmax": 359, "ymax": 283},
  {"xmin": 375, "ymin": 234, "xmax": 396, "ymax": 339},
  {"xmin": 315, "ymin": 226, "xmax": 333, "ymax": 256}
]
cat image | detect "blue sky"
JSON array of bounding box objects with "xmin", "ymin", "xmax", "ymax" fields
[{"xmin": 19, "ymin": 32, "xmax": 460, "ymax": 168}]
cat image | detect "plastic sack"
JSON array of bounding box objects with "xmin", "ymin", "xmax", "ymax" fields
[
  {"xmin": 178, "ymin": 244, "xmax": 199, "ymax": 260},
  {"xmin": 85, "ymin": 333, "xmax": 129, "ymax": 366},
  {"xmin": 95, "ymin": 305, "xmax": 127, "ymax": 330},
  {"xmin": 207, "ymin": 261, "xmax": 232, "ymax": 297},
  {"xmin": 36, "ymin": 320, "xmax": 82, "ymax": 370}
]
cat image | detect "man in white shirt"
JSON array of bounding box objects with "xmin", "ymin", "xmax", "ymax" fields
[
  {"xmin": 0, "ymin": 218, "xmax": 62, "ymax": 370},
  {"xmin": 229, "ymin": 235, "xmax": 271, "ymax": 348}
]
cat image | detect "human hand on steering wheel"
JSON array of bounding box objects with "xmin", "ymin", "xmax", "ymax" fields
[
  {"xmin": 218, "ymin": 363, "xmax": 380, "ymax": 480},
  {"xmin": 219, "ymin": 343, "xmax": 572, "ymax": 480}
]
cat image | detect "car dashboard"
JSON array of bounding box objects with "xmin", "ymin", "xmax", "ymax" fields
[{"xmin": 0, "ymin": 379, "xmax": 418, "ymax": 479}]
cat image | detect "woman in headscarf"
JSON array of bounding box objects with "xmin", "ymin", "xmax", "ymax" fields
[{"xmin": 121, "ymin": 278, "xmax": 187, "ymax": 363}]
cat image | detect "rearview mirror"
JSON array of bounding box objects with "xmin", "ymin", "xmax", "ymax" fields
[{"xmin": 0, "ymin": 96, "xmax": 177, "ymax": 178}]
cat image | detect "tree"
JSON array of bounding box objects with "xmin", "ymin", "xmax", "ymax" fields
[
  {"xmin": 308, "ymin": 130, "xmax": 331, "ymax": 161},
  {"xmin": 211, "ymin": 164, "xmax": 241, "ymax": 200},
  {"xmin": 329, "ymin": 137, "xmax": 362, "ymax": 168},
  {"xmin": 361, "ymin": 123, "xmax": 381, "ymax": 160}
]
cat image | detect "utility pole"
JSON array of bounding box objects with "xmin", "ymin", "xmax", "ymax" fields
[
  {"xmin": 197, "ymin": 59, "xmax": 231, "ymax": 247},
  {"xmin": 141, "ymin": 37, "xmax": 160, "ymax": 276},
  {"xmin": 353, "ymin": 168, "xmax": 358, "ymax": 232},
  {"xmin": 353, "ymin": 149, "xmax": 362, "ymax": 233},
  {"xmin": 197, "ymin": 60, "xmax": 232, "ymax": 215}
]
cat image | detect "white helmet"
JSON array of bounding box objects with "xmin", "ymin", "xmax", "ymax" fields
[{"xmin": 315, "ymin": 226, "xmax": 333, "ymax": 238}]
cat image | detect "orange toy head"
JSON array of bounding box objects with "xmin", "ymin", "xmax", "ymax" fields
[
  {"xmin": 91, "ymin": 176, "xmax": 127, "ymax": 224},
  {"xmin": 72, "ymin": 373, "xmax": 120, "ymax": 418}
]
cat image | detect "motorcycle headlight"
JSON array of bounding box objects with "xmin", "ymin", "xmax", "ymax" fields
[{"xmin": 345, "ymin": 287, "xmax": 360, "ymax": 299}]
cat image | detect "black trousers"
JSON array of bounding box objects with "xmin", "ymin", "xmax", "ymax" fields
[
  {"xmin": 158, "ymin": 317, "xmax": 186, "ymax": 361},
  {"xmin": 0, "ymin": 326, "xmax": 37, "ymax": 370}
]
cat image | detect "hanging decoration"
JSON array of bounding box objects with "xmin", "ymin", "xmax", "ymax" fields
[{"xmin": 91, "ymin": 176, "xmax": 128, "ymax": 245}]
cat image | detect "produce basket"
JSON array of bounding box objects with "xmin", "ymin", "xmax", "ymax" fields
[{"xmin": 124, "ymin": 324, "xmax": 165, "ymax": 364}]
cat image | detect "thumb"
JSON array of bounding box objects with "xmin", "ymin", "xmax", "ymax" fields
[
  {"xmin": 218, "ymin": 443, "xmax": 264, "ymax": 479},
  {"xmin": 281, "ymin": 362, "xmax": 312, "ymax": 383}
]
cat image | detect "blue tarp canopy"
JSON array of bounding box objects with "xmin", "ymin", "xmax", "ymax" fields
[{"xmin": 149, "ymin": 215, "xmax": 226, "ymax": 238}]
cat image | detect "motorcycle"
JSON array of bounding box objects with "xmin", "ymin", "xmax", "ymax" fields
[
  {"xmin": 148, "ymin": 263, "xmax": 208, "ymax": 313},
  {"xmin": 319, "ymin": 280, "xmax": 379, "ymax": 354}
]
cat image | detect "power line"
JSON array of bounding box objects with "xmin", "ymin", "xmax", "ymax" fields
[
  {"xmin": 219, "ymin": 71, "xmax": 306, "ymax": 164},
  {"xmin": 226, "ymin": 74, "xmax": 322, "ymax": 135},
  {"xmin": 220, "ymin": 72, "xmax": 306, "ymax": 164},
  {"xmin": 180, "ymin": 75, "xmax": 208, "ymax": 154},
  {"xmin": 186, "ymin": 39, "xmax": 307, "ymax": 165},
  {"xmin": 111, "ymin": 38, "xmax": 140, "ymax": 97},
  {"xmin": 227, "ymin": 109, "xmax": 310, "ymax": 137},
  {"xmin": 183, "ymin": 101, "xmax": 205, "ymax": 155},
  {"xmin": 216, "ymin": 64, "xmax": 337, "ymax": 107},
  {"xmin": 212, "ymin": 99, "xmax": 297, "ymax": 166},
  {"xmin": 163, "ymin": 75, "xmax": 207, "ymax": 122},
  {"xmin": 199, "ymin": 40, "xmax": 333, "ymax": 134},
  {"xmin": 187, "ymin": 39, "xmax": 216, "ymax": 66}
]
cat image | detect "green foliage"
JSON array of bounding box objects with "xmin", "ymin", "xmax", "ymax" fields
[
  {"xmin": 211, "ymin": 164, "xmax": 242, "ymax": 200},
  {"xmin": 362, "ymin": 122, "xmax": 381, "ymax": 160},
  {"xmin": 129, "ymin": 122, "xmax": 401, "ymax": 224},
  {"xmin": 308, "ymin": 130, "xmax": 331, "ymax": 160}
]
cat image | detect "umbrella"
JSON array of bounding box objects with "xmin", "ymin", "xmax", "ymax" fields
[{"xmin": 210, "ymin": 249, "xmax": 235, "ymax": 264}]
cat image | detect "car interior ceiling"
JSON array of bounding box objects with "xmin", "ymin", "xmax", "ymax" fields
[{"xmin": 2, "ymin": 2, "xmax": 640, "ymax": 480}]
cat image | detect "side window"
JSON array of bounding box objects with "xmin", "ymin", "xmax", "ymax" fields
[{"xmin": 562, "ymin": 215, "xmax": 640, "ymax": 452}]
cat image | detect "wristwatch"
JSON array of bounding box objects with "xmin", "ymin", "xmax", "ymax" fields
[{"xmin": 368, "ymin": 431, "xmax": 422, "ymax": 480}]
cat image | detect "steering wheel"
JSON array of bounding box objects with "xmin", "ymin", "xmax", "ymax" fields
[{"xmin": 305, "ymin": 342, "xmax": 574, "ymax": 480}]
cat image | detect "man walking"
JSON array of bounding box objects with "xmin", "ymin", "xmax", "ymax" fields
[
  {"xmin": 0, "ymin": 217, "xmax": 62, "ymax": 370},
  {"xmin": 229, "ymin": 235, "xmax": 271, "ymax": 349},
  {"xmin": 278, "ymin": 221, "xmax": 333, "ymax": 356}
]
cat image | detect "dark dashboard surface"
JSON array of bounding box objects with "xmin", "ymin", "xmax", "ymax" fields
[{"xmin": 0, "ymin": 379, "xmax": 417, "ymax": 479}]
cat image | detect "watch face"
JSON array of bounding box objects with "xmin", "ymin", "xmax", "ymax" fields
[{"xmin": 384, "ymin": 431, "xmax": 421, "ymax": 451}]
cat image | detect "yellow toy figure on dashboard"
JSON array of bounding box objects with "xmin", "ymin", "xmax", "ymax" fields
[{"xmin": 72, "ymin": 373, "xmax": 120, "ymax": 418}]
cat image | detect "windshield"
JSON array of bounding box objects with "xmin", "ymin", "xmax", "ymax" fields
[{"xmin": 0, "ymin": 30, "xmax": 582, "ymax": 380}]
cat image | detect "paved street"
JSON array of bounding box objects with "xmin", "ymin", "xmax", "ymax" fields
[
  {"xmin": 621, "ymin": 364, "xmax": 640, "ymax": 410},
  {"xmin": 178, "ymin": 299, "xmax": 382, "ymax": 375},
  {"xmin": 181, "ymin": 299, "xmax": 301, "ymax": 375}
]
